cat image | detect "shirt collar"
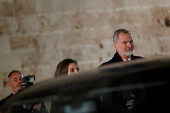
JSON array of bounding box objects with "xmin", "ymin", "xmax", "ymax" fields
[
  {"xmin": 123, "ymin": 57, "xmax": 131, "ymax": 62},
  {"xmin": 12, "ymin": 92, "xmax": 16, "ymax": 95}
]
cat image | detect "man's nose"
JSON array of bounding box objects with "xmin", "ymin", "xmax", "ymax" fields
[
  {"xmin": 127, "ymin": 42, "xmax": 133, "ymax": 47},
  {"xmin": 75, "ymin": 70, "xmax": 78, "ymax": 74},
  {"xmin": 18, "ymin": 80, "xmax": 21, "ymax": 84}
]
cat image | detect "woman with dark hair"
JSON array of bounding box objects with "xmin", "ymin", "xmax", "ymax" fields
[
  {"xmin": 48, "ymin": 59, "xmax": 79, "ymax": 113},
  {"xmin": 54, "ymin": 59, "xmax": 79, "ymax": 77}
]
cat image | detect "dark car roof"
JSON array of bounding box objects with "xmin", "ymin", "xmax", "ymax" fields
[{"xmin": 0, "ymin": 56, "xmax": 170, "ymax": 112}]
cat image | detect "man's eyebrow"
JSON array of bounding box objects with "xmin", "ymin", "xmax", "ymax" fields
[
  {"xmin": 122, "ymin": 41, "xmax": 127, "ymax": 43},
  {"xmin": 69, "ymin": 68, "xmax": 76, "ymax": 69}
]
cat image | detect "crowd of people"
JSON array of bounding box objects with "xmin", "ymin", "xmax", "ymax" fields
[{"xmin": 0, "ymin": 29, "xmax": 145, "ymax": 113}]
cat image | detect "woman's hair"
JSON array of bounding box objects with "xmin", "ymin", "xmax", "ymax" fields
[{"xmin": 54, "ymin": 59, "xmax": 77, "ymax": 78}]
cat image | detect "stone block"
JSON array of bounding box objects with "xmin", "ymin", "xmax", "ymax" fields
[
  {"xmin": 0, "ymin": 72, "xmax": 9, "ymax": 88},
  {"xmin": 0, "ymin": 55, "xmax": 21, "ymax": 72},
  {"xmin": 127, "ymin": 25, "xmax": 143, "ymax": 39},
  {"xmin": 19, "ymin": 16, "xmax": 39, "ymax": 34},
  {"xmin": 142, "ymin": 24, "xmax": 169, "ymax": 39},
  {"xmin": 68, "ymin": 13, "xmax": 84, "ymax": 30},
  {"xmin": 38, "ymin": 32, "xmax": 64, "ymax": 64},
  {"xmin": 52, "ymin": 0, "xmax": 81, "ymax": 13},
  {"xmin": 82, "ymin": 12, "xmax": 114, "ymax": 30},
  {"xmin": 94, "ymin": 28, "xmax": 114, "ymax": 40},
  {"xmin": 61, "ymin": 47, "xmax": 85, "ymax": 63},
  {"xmin": 98, "ymin": 38, "xmax": 116, "ymax": 63},
  {"xmin": 82, "ymin": 0, "xmax": 113, "ymax": 11},
  {"xmin": 0, "ymin": 37, "xmax": 11, "ymax": 57},
  {"xmin": 33, "ymin": 65, "xmax": 55, "ymax": 83},
  {"xmin": 37, "ymin": 14, "xmax": 70, "ymax": 33},
  {"xmin": 9, "ymin": 35, "xmax": 41, "ymax": 54},
  {"xmin": 151, "ymin": 6, "xmax": 170, "ymax": 27},
  {"xmin": 124, "ymin": 9, "xmax": 152, "ymax": 25},
  {"xmin": 112, "ymin": 0, "xmax": 125, "ymax": 9},
  {"xmin": 81, "ymin": 44, "xmax": 100, "ymax": 61},
  {"xmin": 63, "ymin": 28, "xmax": 113, "ymax": 47},
  {"xmin": 20, "ymin": 51, "xmax": 57, "ymax": 69},
  {"xmin": 39, "ymin": 32, "xmax": 63, "ymax": 53},
  {"xmin": 62, "ymin": 30, "xmax": 96, "ymax": 46},
  {"xmin": 122, "ymin": 0, "xmax": 140, "ymax": 7},
  {"xmin": 0, "ymin": 0, "xmax": 14, "ymax": 17},
  {"xmin": 17, "ymin": 33, "xmax": 63, "ymax": 69},
  {"xmin": 0, "ymin": 17, "xmax": 18, "ymax": 36},
  {"xmin": 52, "ymin": 0, "xmax": 113, "ymax": 13},
  {"xmin": 61, "ymin": 44, "xmax": 100, "ymax": 64},
  {"xmin": 109, "ymin": 10, "xmax": 127, "ymax": 27},
  {"xmin": 138, "ymin": 0, "xmax": 170, "ymax": 6},
  {"xmin": 35, "ymin": 0, "xmax": 52, "ymax": 14},
  {"xmin": 13, "ymin": 0, "xmax": 37, "ymax": 16},
  {"xmin": 16, "ymin": 14, "xmax": 71, "ymax": 35},
  {"xmin": 157, "ymin": 37, "xmax": 170, "ymax": 53},
  {"xmin": 37, "ymin": 15, "xmax": 51, "ymax": 33},
  {"xmin": 78, "ymin": 62, "xmax": 99, "ymax": 71},
  {"xmin": 50, "ymin": 14, "xmax": 71, "ymax": 31},
  {"xmin": 134, "ymin": 37, "xmax": 161, "ymax": 57},
  {"xmin": 20, "ymin": 52, "xmax": 40, "ymax": 69}
]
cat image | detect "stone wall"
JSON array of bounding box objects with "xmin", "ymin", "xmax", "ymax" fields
[{"xmin": 0, "ymin": 0, "xmax": 170, "ymax": 100}]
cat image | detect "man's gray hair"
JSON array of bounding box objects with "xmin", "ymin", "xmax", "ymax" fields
[
  {"xmin": 8, "ymin": 70, "xmax": 22, "ymax": 79},
  {"xmin": 113, "ymin": 29, "xmax": 132, "ymax": 43}
]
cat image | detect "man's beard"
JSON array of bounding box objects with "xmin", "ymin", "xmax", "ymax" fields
[
  {"xmin": 18, "ymin": 85, "xmax": 24, "ymax": 92},
  {"xmin": 118, "ymin": 47, "xmax": 134, "ymax": 57},
  {"xmin": 17, "ymin": 83, "xmax": 23, "ymax": 90}
]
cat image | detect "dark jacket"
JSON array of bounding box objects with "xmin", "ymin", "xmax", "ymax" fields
[
  {"xmin": 0, "ymin": 93, "xmax": 48, "ymax": 113},
  {"xmin": 99, "ymin": 52, "xmax": 143, "ymax": 68},
  {"xmin": 0, "ymin": 93, "xmax": 13, "ymax": 107},
  {"xmin": 97, "ymin": 52, "xmax": 145, "ymax": 113}
]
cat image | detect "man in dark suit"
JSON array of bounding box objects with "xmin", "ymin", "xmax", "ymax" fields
[
  {"xmin": 99, "ymin": 29, "xmax": 143, "ymax": 68},
  {"xmin": 98, "ymin": 29, "xmax": 145, "ymax": 113},
  {"xmin": 0, "ymin": 70, "xmax": 47, "ymax": 113},
  {"xmin": 0, "ymin": 70, "xmax": 23, "ymax": 106}
]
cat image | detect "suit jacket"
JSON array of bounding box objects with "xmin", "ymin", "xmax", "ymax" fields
[
  {"xmin": 97, "ymin": 52, "xmax": 145, "ymax": 113},
  {"xmin": 0, "ymin": 93, "xmax": 48, "ymax": 113},
  {"xmin": 0, "ymin": 93, "xmax": 13, "ymax": 107},
  {"xmin": 99, "ymin": 51, "xmax": 143, "ymax": 68}
]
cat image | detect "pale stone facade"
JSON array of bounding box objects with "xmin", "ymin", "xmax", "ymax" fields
[{"xmin": 0, "ymin": 0, "xmax": 170, "ymax": 100}]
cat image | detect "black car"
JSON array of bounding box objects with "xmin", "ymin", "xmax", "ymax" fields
[{"xmin": 0, "ymin": 56, "xmax": 170, "ymax": 113}]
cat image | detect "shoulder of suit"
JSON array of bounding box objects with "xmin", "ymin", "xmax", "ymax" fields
[
  {"xmin": 0, "ymin": 93, "xmax": 13, "ymax": 103},
  {"xmin": 133, "ymin": 56, "xmax": 144, "ymax": 59},
  {"xmin": 98, "ymin": 58, "xmax": 118, "ymax": 68},
  {"xmin": 98, "ymin": 62, "xmax": 109, "ymax": 68}
]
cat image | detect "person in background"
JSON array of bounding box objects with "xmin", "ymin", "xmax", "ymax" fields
[
  {"xmin": 49, "ymin": 59, "xmax": 79, "ymax": 113},
  {"xmin": 54, "ymin": 58, "xmax": 79, "ymax": 77},
  {"xmin": 98, "ymin": 29, "xmax": 146, "ymax": 112},
  {"xmin": 0, "ymin": 70, "xmax": 47, "ymax": 113},
  {"xmin": 0, "ymin": 70, "xmax": 23, "ymax": 107},
  {"xmin": 99, "ymin": 29, "xmax": 143, "ymax": 67}
]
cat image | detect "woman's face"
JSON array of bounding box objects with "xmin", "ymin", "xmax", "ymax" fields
[{"xmin": 68, "ymin": 63, "xmax": 79, "ymax": 75}]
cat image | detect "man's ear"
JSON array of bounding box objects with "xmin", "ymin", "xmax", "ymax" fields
[
  {"xmin": 113, "ymin": 43, "xmax": 117, "ymax": 49},
  {"xmin": 8, "ymin": 81, "xmax": 11, "ymax": 87}
]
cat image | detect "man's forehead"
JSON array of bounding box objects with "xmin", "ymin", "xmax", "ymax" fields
[
  {"xmin": 10, "ymin": 72, "xmax": 22, "ymax": 78},
  {"xmin": 119, "ymin": 32, "xmax": 131, "ymax": 37},
  {"xmin": 118, "ymin": 33, "xmax": 132, "ymax": 40}
]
